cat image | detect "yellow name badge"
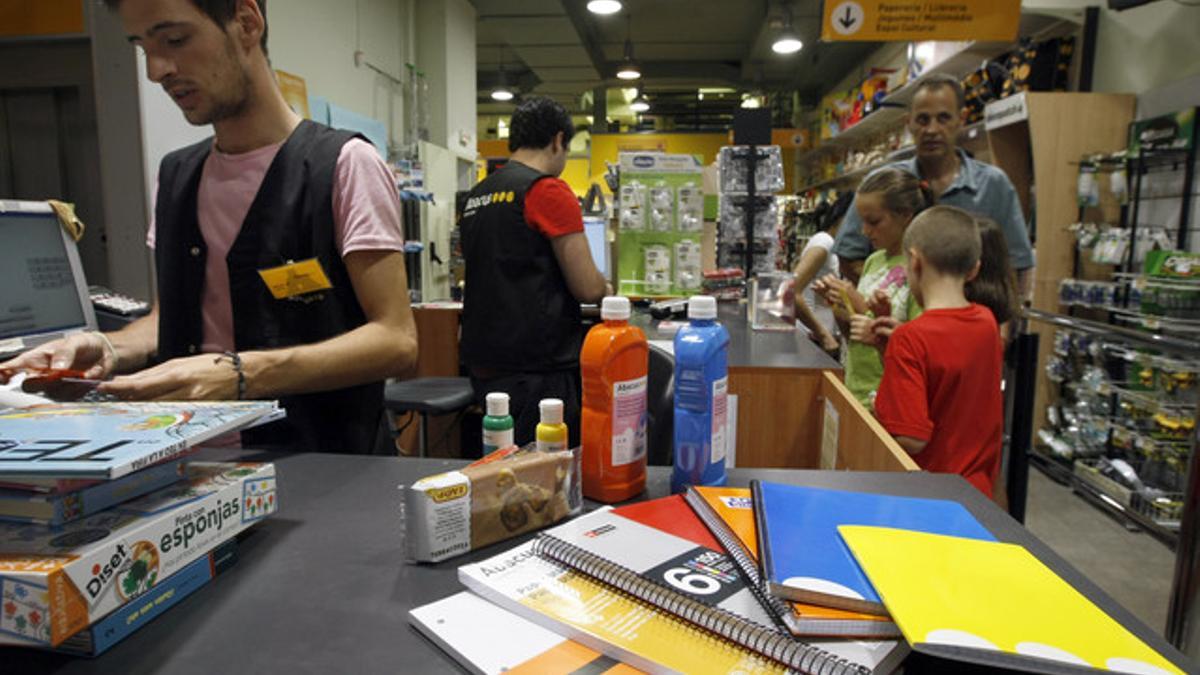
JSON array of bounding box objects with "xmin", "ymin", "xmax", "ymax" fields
[{"xmin": 257, "ymin": 258, "xmax": 333, "ymax": 299}]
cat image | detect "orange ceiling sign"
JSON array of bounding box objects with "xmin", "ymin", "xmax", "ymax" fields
[
  {"xmin": 0, "ymin": 0, "xmax": 85, "ymax": 38},
  {"xmin": 820, "ymin": 1, "xmax": 1020, "ymax": 42}
]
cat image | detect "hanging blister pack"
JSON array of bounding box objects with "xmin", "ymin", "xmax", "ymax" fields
[
  {"xmin": 676, "ymin": 184, "xmax": 704, "ymax": 232},
  {"xmin": 674, "ymin": 240, "xmax": 702, "ymax": 291},
  {"xmin": 619, "ymin": 182, "xmax": 646, "ymax": 231},
  {"xmin": 643, "ymin": 245, "xmax": 672, "ymax": 295},
  {"xmin": 649, "ymin": 185, "xmax": 675, "ymax": 232}
]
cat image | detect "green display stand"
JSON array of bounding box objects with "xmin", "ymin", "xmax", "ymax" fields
[{"xmin": 615, "ymin": 153, "xmax": 705, "ymax": 299}]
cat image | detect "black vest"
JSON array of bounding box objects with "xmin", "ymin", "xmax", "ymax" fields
[
  {"xmin": 154, "ymin": 120, "xmax": 384, "ymax": 454},
  {"xmin": 460, "ymin": 161, "xmax": 582, "ymax": 372}
]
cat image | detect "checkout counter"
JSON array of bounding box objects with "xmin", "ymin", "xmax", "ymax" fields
[{"xmin": 410, "ymin": 300, "xmax": 914, "ymax": 472}]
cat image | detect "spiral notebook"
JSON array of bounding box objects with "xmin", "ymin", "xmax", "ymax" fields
[
  {"xmin": 684, "ymin": 486, "xmax": 900, "ymax": 638},
  {"xmin": 459, "ymin": 540, "xmax": 794, "ymax": 675},
  {"xmin": 409, "ymin": 591, "xmax": 643, "ymax": 675},
  {"xmin": 535, "ymin": 507, "xmax": 907, "ymax": 674}
]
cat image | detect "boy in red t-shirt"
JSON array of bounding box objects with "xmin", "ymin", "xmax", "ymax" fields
[{"xmin": 867, "ymin": 206, "xmax": 1003, "ymax": 496}]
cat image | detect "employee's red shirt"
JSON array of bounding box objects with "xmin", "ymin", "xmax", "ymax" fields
[
  {"xmin": 525, "ymin": 177, "xmax": 583, "ymax": 238},
  {"xmin": 874, "ymin": 304, "xmax": 1003, "ymax": 496}
]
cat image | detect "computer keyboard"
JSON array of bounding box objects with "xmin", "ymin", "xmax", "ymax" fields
[{"xmin": 89, "ymin": 286, "xmax": 151, "ymax": 317}]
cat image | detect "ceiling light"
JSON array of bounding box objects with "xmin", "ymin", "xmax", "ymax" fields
[
  {"xmin": 586, "ymin": 0, "xmax": 623, "ymax": 15},
  {"xmin": 771, "ymin": 5, "xmax": 803, "ymax": 55},
  {"xmin": 490, "ymin": 45, "xmax": 515, "ymax": 102},
  {"xmin": 630, "ymin": 91, "xmax": 649, "ymax": 113},
  {"xmin": 740, "ymin": 95, "xmax": 762, "ymax": 109},
  {"xmin": 772, "ymin": 33, "xmax": 803, "ymax": 54},
  {"xmin": 616, "ymin": 60, "xmax": 641, "ymax": 80},
  {"xmin": 615, "ymin": 15, "xmax": 640, "ymax": 80}
]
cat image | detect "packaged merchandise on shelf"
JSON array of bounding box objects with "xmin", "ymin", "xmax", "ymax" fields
[
  {"xmin": 402, "ymin": 445, "xmax": 582, "ymax": 563},
  {"xmin": 618, "ymin": 181, "xmax": 646, "ymax": 231},
  {"xmin": 0, "ymin": 462, "xmax": 277, "ymax": 648},
  {"xmin": 648, "ymin": 185, "xmax": 674, "ymax": 232},
  {"xmin": 674, "ymin": 240, "xmax": 703, "ymax": 292},
  {"xmin": 716, "ymin": 145, "xmax": 784, "ymax": 194},
  {"xmin": 701, "ymin": 268, "xmax": 746, "ymax": 301},
  {"xmin": 676, "ymin": 183, "xmax": 704, "ymax": 232},
  {"xmin": 718, "ymin": 195, "xmax": 778, "ymax": 240},
  {"xmin": 643, "ymin": 245, "xmax": 672, "ymax": 295},
  {"xmin": 614, "ymin": 153, "xmax": 705, "ymax": 297}
]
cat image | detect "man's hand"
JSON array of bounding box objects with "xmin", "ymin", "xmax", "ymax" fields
[
  {"xmin": 0, "ymin": 333, "xmax": 115, "ymax": 383},
  {"xmin": 99, "ymin": 354, "xmax": 238, "ymax": 401},
  {"xmin": 0, "ymin": 333, "xmax": 117, "ymax": 399}
]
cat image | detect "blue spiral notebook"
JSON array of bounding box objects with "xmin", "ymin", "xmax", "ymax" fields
[{"xmin": 752, "ymin": 481, "xmax": 996, "ymax": 615}]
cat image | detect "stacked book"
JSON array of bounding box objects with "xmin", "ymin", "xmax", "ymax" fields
[
  {"xmin": 410, "ymin": 481, "xmax": 1188, "ymax": 675},
  {"xmin": 0, "ymin": 401, "xmax": 281, "ymax": 655}
]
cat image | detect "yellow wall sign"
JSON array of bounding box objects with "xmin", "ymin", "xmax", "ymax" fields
[{"xmin": 821, "ymin": 1, "xmax": 1020, "ymax": 42}]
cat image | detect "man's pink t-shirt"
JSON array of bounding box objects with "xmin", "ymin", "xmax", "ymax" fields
[{"xmin": 148, "ymin": 137, "xmax": 404, "ymax": 353}]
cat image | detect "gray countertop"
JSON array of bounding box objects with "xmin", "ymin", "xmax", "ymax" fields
[
  {"xmin": 632, "ymin": 301, "xmax": 841, "ymax": 371},
  {"xmin": 5, "ymin": 451, "xmax": 1192, "ymax": 674}
]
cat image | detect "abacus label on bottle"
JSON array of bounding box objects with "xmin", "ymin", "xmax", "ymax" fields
[
  {"xmin": 711, "ymin": 377, "xmax": 728, "ymax": 463},
  {"xmin": 612, "ymin": 376, "xmax": 648, "ymax": 466}
]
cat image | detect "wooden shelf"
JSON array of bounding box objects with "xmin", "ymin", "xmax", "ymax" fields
[
  {"xmin": 795, "ymin": 146, "xmax": 915, "ymax": 194},
  {"xmin": 798, "ymin": 41, "xmax": 1011, "ymax": 165}
]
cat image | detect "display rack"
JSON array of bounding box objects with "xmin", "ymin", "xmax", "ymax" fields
[{"xmin": 716, "ymin": 145, "xmax": 785, "ymax": 278}]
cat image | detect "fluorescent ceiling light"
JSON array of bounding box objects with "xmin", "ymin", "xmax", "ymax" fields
[
  {"xmin": 491, "ymin": 87, "xmax": 514, "ymax": 101},
  {"xmin": 630, "ymin": 93, "xmax": 649, "ymax": 112},
  {"xmin": 586, "ymin": 0, "xmax": 623, "ymax": 14},
  {"xmin": 772, "ymin": 34, "xmax": 803, "ymax": 54},
  {"xmin": 740, "ymin": 96, "xmax": 762, "ymax": 109}
]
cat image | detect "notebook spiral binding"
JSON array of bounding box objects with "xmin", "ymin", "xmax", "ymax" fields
[
  {"xmin": 682, "ymin": 489, "xmax": 797, "ymax": 628},
  {"xmin": 534, "ymin": 534, "xmax": 869, "ymax": 675}
]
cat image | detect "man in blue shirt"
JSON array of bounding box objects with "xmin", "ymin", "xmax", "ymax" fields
[{"xmin": 833, "ymin": 73, "xmax": 1033, "ymax": 296}]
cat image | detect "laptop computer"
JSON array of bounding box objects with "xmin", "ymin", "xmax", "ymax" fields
[{"xmin": 0, "ymin": 200, "xmax": 97, "ymax": 359}]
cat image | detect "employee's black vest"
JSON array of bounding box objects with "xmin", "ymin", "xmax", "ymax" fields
[
  {"xmin": 460, "ymin": 161, "xmax": 582, "ymax": 372},
  {"xmin": 154, "ymin": 120, "xmax": 384, "ymax": 454}
]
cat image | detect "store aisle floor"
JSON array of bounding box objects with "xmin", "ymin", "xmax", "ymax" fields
[{"xmin": 1024, "ymin": 468, "xmax": 1175, "ymax": 636}]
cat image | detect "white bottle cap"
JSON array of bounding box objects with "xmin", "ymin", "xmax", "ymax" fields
[
  {"xmin": 688, "ymin": 295, "xmax": 717, "ymax": 320},
  {"xmin": 539, "ymin": 398, "xmax": 564, "ymax": 425},
  {"xmin": 485, "ymin": 392, "xmax": 509, "ymax": 417},
  {"xmin": 601, "ymin": 296, "xmax": 631, "ymax": 320}
]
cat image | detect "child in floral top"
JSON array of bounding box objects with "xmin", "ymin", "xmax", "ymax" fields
[{"xmin": 813, "ymin": 168, "xmax": 932, "ymax": 407}]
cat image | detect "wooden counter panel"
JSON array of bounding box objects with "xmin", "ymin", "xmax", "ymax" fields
[
  {"xmin": 818, "ymin": 371, "xmax": 917, "ymax": 472},
  {"xmin": 728, "ymin": 367, "xmax": 824, "ymax": 469}
]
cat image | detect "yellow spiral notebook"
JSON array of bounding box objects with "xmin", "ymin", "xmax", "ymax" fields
[{"xmin": 838, "ymin": 526, "xmax": 1188, "ymax": 675}]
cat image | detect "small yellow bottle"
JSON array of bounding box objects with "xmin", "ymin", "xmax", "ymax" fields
[{"xmin": 536, "ymin": 398, "xmax": 568, "ymax": 453}]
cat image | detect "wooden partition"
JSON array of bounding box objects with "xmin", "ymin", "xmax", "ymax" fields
[{"xmin": 817, "ymin": 371, "xmax": 918, "ymax": 472}]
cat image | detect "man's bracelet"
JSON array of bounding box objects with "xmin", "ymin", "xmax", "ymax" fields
[
  {"xmin": 90, "ymin": 331, "xmax": 118, "ymax": 370},
  {"xmin": 215, "ymin": 351, "xmax": 247, "ymax": 400}
]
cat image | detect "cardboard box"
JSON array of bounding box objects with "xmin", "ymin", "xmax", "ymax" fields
[{"xmin": 0, "ymin": 462, "xmax": 276, "ymax": 647}]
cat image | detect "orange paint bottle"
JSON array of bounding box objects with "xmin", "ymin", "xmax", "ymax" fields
[{"xmin": 580, "ymin": 296, "xmax": 649, "ymax": 502}]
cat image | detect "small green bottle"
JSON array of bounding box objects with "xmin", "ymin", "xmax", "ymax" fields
[{"xmin": 482, "ymin": 392, "xmax": 514, "ymax": 454}]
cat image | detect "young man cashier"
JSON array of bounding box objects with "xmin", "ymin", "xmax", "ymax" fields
[{"xmin": 1, "ymin": 0, "xmax": 419, "ymax": 455}]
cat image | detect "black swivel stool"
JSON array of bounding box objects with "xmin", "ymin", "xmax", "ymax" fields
[{"xmin": 383, "ymin": 377, "xmax": 474, "ymax": 457}]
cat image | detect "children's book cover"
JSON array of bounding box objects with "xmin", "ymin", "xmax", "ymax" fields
[
  {"xmin": 0, "ymin": 401, "xmax": 279, "ymax": 479},
  {"xmin": 0, "ymin": 459, "xmax": 184, "ymax": 526}
]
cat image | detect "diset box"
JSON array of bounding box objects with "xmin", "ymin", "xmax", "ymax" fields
[{"xmin": 0, "ymin": 462, "xmax": 276, "ymax": 647}]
